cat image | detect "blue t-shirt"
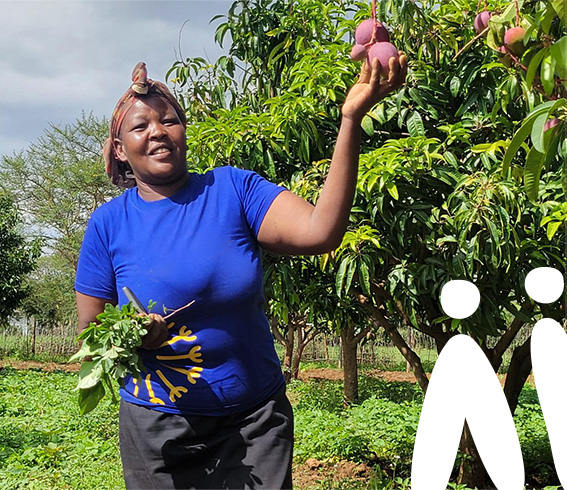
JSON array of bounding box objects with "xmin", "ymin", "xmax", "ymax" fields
[{"xmin": 75, "ymin": 166, "xmax": 286, "ymax": 415}]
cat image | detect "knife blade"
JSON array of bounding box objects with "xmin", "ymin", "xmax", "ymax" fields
[{"xmin": 122, "ymin": 286, "xmax": 148, "ymax": 314}]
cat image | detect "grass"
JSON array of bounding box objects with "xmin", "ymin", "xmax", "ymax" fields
[
  {"xmin": 0, "ymin": 365, "xmax": 560, "ymax": 490},
  {"xmin": 0, "ymin": 367, "xmax": 124, "ymax": 490}
]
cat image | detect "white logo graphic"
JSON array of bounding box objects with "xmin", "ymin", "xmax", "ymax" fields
[{"xmin": 411, "ymin": 268, "xmax": 566, "ymax": 489}]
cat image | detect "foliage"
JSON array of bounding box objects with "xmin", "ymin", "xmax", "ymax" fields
[
  {"xmin": 166, "ymin": 0, "xmax": 565, "ymax": 419},
  {"xmin": 289, "ymin": 375, "xmax": 558, "ymax": 487},
  {"xmin": 0, "ymin": 112, "xmax": 118, "ymax": 270},
  {"xmin": 0, "ymin": 368, "xmax": 124, "ymax": 490},
  {"xmin": 69, "ymin": 301, "xmax": 155, "ymax": 414},
  {"xmin": 169, "ymin": 1, "xmax": 564, "ymax": 480},
  {"xmin": 0, "ymin": 368, "xmax": 560, "ymax": 489},
  {"xmin": 0, "ymin": 195, "xmax": 41, "ymax": 325},
  {"xmin": 0, "ymin": 112, "xmax": 119, "ymax": 333},
  {"xmin": 20, "ymin": 255, "xmax": 76, "ymax": 330}
]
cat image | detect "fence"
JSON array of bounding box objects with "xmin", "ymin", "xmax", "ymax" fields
[
  {"xmin": 0, "ymin": 319, "xmax": 78, "ymax": 361},
  {"xmin": 0, "ymin": 316, "xmax": 535, "ymax": 373}
]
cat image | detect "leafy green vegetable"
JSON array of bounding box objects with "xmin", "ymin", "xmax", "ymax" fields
[{"xmin": 69, "ymin": 301, "xmax": 155, "ymax": 415}]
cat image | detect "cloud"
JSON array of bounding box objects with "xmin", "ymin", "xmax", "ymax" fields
[{"xmin": 0, "ymin": 0, "xmax": 231, "ymax": 155}]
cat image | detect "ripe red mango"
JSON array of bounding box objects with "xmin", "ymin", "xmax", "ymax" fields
[
  {"xmin": 474, "ymin": 10, "xmax": 491, "ymax": 35},
  {"xmin": 367, "ymin": 42, "xmax": 399, "ymax": 78},
  {"xmin": 544, "ymin": 118, "xmax": 561, "ymax": 131},
  {"xmin": 350, "ymin": 44, "xmax": 367, "ymax": 61},
  {"xmin": 355, "ymin": 18, "xmax": 389, "ymax": 45},
  {"xmin": 504, "ymin": 27, "xmax": 527, "ymax": 56}
]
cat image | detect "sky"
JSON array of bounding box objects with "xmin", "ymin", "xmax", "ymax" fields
[{"xmin": 0, "ymin": 0, "xmax": 233, "ymax": 158}]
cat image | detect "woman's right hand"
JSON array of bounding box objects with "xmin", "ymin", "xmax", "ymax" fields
[{"xmin": 139, "ymin": 313, "xmax": 169, "ymax": 349}]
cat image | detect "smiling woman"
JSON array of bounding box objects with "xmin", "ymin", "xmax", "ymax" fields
[
  {"xmin": 75, "ymin": 56, "xmax": 406, "ymax": 490},
  {"xmin": 102, "ymin": 62, "xmax": 188, "ymax": 192},
  {"xmin": 113, "ymin": 97, "xmax": 189, "ymax": 198}
]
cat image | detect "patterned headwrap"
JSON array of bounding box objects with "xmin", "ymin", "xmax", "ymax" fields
[{"xmin": 103, "ymin": 62, "xmax": 187, "ymax": 188}]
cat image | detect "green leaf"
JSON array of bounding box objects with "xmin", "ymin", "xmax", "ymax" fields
[
  {"xmin": 540, "ymin": 54, "xmax": 556, "ymax": 95},
  {"xmin": 361, "ymin": 115, "xmax": 374, "ymax": 136},
  {"xmin": 499, "ymin": 1, "xmax": 523, "ymax": 23},
  {"xmin": 78, "ymin": 382, "xmax": 105, "ymax": 415},
  {"xmin": 449, "ymin": 77, "xmax": 460, "ymax": 97},
  {"xmin": 526, "ymin": 47, "xmax": 548, "ymax": 88},
  {"xmin": 524, "ymin": 146, "xmax": 545, "ymax": 201},
  {"xmin": 335, "ymin": 257, "xmax": 350, "ymax": 297},
  {"xmin": 550, "ymin": 0, "xmax": 565, "ymax": 21},
  {"xmin": 214, "ymin": 23, "xmax": 230, "ymax": 48},
  {"xmin": 546, "ymin": 220, "xmax": 562, "ymax": 240},
  {"xmin": 77, "ymin": 361, "xmax": 103, "ymax": 390},
  {"xmin": 550, "ymin": 37, "xmax": 567, "ymax": 73},
  {"xmin": 531, "ymin": 113, "xmax": 549, "ymax": 154},
  {"xmin": 406, "ymin": 111, "xmax": 425, "ymax": 137},
  {"xmin": 386, "ymin": 182, "xmax": 399, "ymax": 200},
  {"xmin": 455, "ymin": 93, "xmax": 479, "ymax": 118},
  {"xmin": 501, "ymin": 99, "xmax": 566, "ymax": 174}
]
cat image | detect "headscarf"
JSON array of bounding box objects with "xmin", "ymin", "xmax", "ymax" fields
[{"xmin": 103, "ymin": 62, "xmax": 187, "ymax": 188}]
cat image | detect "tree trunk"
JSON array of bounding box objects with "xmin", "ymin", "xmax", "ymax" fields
[
  {"xmin": 291, "ymin": 343, "xmax": 305, "ymax": 380},
  {"xmin": 283, "ymin": 325, "xmax": 295, "ymax": 383},
  {"xmin": 31, "ymin": 317, "xmax": 37, "ymax": 356},
  {"xmin": 457, "ymin": 340, "xmax": 532, "ymax": 488},
  {"xmin": 271, "ymin": 319, "xmax": 295, "ymax": 383},
  {"xmin": 292, "ymin": 325, "xmax": 316, "ymax": 380},
  {"xmin": 457, "ymin": 422, "xmax": 488, "ymax": 488},
  {"xmin": 503, "ymin": 338, "xmax": 532, "ymax": 415},
  {"xmin": 341, "ymin": 322, "xmax": 359, "ymax": 406},
  {"xmin": 406, "ymin": 327, "xmax": 414, "ymax": 373}
]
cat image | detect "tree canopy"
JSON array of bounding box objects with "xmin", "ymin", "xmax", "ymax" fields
[{"xmin": 168, "ymin": 0, "xmax": 565, "ymax": 484}]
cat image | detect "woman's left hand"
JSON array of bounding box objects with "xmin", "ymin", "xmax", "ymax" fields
[
  {"xmin": 341, "ymin": 53, "xmax": 407, "ymax": 123},
  {"xmin": 139, "ymin": 313, "xmax": 169, "ymax": 350}
]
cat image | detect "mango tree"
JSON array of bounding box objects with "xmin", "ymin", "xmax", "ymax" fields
[{"xmin": 168, "ymin": 0, "xmax": 565, "ymax": 486}]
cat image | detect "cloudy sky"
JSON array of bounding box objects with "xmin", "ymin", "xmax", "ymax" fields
[{"xmin": 0, "ymin": 0, "xmax": 232, "ymax": 158}]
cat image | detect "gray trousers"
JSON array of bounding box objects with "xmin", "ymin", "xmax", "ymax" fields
[{"xmin": 119, "ymin": 385, "xmax": 293, "ymax": 490}]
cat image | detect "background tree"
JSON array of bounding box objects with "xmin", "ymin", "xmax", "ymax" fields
[
  {"xmin": 0, "ymin": 194, "xmax": 41, "ymax": 326},
  {"xmin": 0, "ymin": 112, "xmax": 119, "ymax": 329},
  {"xmin": 0, "ymin": 111, "xmax": 119, "ymax": 271}
]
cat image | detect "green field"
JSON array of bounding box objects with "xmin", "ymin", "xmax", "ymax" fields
[{"xmin": 0, "ymin": 366, "xmax": 560, "ymax": 490}]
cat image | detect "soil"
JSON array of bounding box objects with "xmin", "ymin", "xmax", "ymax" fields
[
  {"xmin": 298, "ymin": 367, "xmax": 536, "ymax": 387},
  {"xmin": 0, "ymin": 360, "xmax": 536, "ymax": 487},
  {"xmin": 293, "ymin": 458, "xmax": 372, "ymax": 489},
  {"xmin": 0, "ymin": 359, "xmax": 81, "ymax": 372}
]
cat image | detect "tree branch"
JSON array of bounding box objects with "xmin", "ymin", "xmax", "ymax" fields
[
  {"xmin": 351, "ymin": 286, "xmax": 430, "ymax": 393},
  {"xmin": 490, "ymin": 302, "xmax": 533, "ymax": 370}
]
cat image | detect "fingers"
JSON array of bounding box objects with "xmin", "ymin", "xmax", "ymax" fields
[
  {"xmin": 358, "ymin": 58, "xmax": 372, "ymax": 84},
  {"xmin": 386, "ymin": 55, "xmax": 401, "ymax": 87},
  {"xmin": 140, "ymin": 313, "xmax": 169, "ymax": 350},
  {"xmin": 369, "ymin": 57, "xmax": 382, "ymax": 90},
  {"xmin": 397, "ymin": 52, "xmax": 408, "ymax": 86}
]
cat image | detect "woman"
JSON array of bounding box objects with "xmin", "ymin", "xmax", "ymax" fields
[{"xmin": 75, "ymin": 55, "xmax": 406, "ymax": 490}]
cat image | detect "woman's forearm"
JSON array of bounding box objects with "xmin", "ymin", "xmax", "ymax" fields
[{"xmin": 308, "ymin": 116, "xmax": 362, "ymax": 250}]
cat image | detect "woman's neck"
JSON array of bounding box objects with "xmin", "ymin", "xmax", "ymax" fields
[{"xmin": 135, "ymin": 172, "xmax": 189, "ymax": 202}]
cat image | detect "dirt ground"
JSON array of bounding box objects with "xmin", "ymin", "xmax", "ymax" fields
[
  {"xmin": 298, "ymin": 367, "xmax": 536, "ymax": 387},
  {"xmin": 0, "ymin": 360, "xmax": 536, "ymax": 488}
]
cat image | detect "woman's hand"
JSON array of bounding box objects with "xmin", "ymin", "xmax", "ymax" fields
[
  {"xmin": 139, "ymin": 313, "xmax": 169, "ymax": 350},
  {"xmin": 341, "ymin": 53, "xmax": 407, "ymax": 123}
]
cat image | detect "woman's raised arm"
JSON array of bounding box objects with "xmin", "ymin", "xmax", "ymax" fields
[{"xmin": 257, "ymin": 54, "xmax": 407, "ymax": 256}]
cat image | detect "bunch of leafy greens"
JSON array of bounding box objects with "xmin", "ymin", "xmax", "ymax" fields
[{"xmin": 69, "ymin": 300, "xmax": 156, "ymax": 414}]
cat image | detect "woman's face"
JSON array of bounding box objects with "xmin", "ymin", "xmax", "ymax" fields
[{"xmin": 114, "ymin": 96, "xmax": 187, "ymax": 186}]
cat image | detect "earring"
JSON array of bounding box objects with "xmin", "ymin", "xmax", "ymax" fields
[{"xmin": 124, "ymin": 169, "xmax": 135, "ymax": 179}]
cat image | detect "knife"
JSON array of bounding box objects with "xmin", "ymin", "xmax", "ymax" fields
[{"xmin": 122, "ymin": 286, "xmax": 148, "ymax": 314}]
